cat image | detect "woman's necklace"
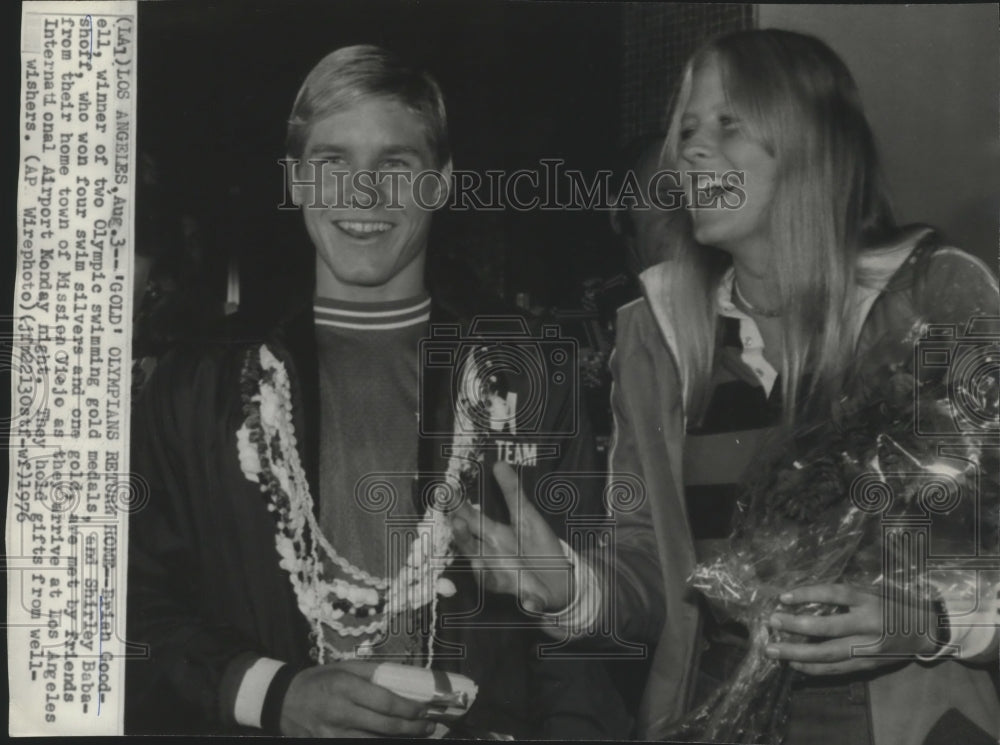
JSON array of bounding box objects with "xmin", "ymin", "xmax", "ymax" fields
[{"xmin": 733, "ymin": 279, "xmax": 783, "ymax": 318}]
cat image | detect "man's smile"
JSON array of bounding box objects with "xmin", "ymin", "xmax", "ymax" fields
[{"xmin": 333, "ymin": 220, "xmax": 395, "ymax": 239}]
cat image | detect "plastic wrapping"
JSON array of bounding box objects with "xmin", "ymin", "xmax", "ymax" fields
[{"xmin": 669, "ymin": 319, "xmax": 999, "ymax": 743}]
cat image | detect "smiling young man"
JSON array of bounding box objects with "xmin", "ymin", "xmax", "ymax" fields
[
  {"xmin": 294, "ymin": 98, "xmax": 450, "ymax": 300},
  {"xmin": 126, "ymin": 45, "xmax": 632, "ymax": 738}
]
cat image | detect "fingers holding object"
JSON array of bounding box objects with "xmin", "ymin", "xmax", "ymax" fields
[{"xmin": 779, "ymin": 584, "xmax": 865, "ymax": 608}]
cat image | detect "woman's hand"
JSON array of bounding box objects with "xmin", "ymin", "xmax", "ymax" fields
[
  {"xmin": 765, "ymin": 583, "xmax": 941, "ymax": 676},
  {"xmin": 450, "ymin": 461, "xmax": 573, "ymax": 613}
]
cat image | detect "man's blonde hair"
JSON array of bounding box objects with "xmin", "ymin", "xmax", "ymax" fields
[{"xmin": 286, "ymin": 44, "xmax": 449, "ymax": 166}]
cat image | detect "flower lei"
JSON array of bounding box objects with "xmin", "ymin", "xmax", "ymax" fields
[{"xmin": 236, "ymin": 344, "xmax": 489, "ymax": 665}]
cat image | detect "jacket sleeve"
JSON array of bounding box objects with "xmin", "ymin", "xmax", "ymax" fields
[
  {"xmin": 860, "ymin": 245, "xmax": 1000, "ymax": 666},
  {"xmin": 539, "ymin": 303, "xmax": 674, "ymax": 647},
  {"xmin": 914, "ymin": 248, "xmax": 1000, "ymax": 664},
  {"xmin": 126, "ymin": 346, "xmax": 275, "ymax": 733},
  {"xmin": 521, "ymin": 334, "xmax": 636, "ymax": 740},
  {"xmin": 599, "ymin": 333, "xmax": 668, "ymax": 645}
]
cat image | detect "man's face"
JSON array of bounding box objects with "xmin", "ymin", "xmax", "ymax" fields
[{"xmin": 293, "ymin": 97, "xmax": 450, "ymax": 301}]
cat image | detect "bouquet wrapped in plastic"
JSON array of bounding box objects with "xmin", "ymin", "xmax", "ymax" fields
[{"xmin": 669, "ymin": 318, "xmax": 999, "ymax": 744}]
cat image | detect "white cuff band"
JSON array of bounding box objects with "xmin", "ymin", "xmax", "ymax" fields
[{"xmin": 234, "ymin": 657, "xmax": 286, "ymax": 728}]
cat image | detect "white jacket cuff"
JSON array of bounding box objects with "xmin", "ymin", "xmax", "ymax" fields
[{"xmin": 234, "ymin": 657, "xmax": 286, "ymax": 728}]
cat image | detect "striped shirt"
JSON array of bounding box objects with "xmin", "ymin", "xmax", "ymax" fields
[{"xmin": 684, "ymin": 269, "xmax": 781, "ymax": 544}]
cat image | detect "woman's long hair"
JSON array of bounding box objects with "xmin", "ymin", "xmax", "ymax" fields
[{"xmin": 660, "ymin": 29, "xmax": 897, "ymax": 424}]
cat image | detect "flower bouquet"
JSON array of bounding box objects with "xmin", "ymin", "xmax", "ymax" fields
[{"xmin": 669, "ymin": 319, "xmax": 999, "ymax": 743}]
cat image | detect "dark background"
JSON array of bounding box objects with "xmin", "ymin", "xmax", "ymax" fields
[{"xmin": 137, "ymin": 0, "xmax": 629, "ymax": 317}]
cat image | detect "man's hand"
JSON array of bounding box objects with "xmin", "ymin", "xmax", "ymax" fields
[
  {"xmin": 450, "ymin": 461, "xmax": 573, "ymax": 613},
  {"xmin": 765, "ymin": 583, "xmax": 940, "ymax": 676},
  {"xmin": 280, "ymin": 660, "xmax": 436, "ymax": 737}
]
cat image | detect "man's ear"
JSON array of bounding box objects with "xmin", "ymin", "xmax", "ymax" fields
[
  {"xmin": 433, "ymin": 159, "xmax": 453, "ymax": 208},
  {"xmin": 416, "ymin": 158, "xmax": 452, "ymax": 210}
]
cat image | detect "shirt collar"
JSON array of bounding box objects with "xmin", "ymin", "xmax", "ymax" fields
[
  {"xmin": 716, "ymin": 267, "xmax": 779, "ymax": 396},
  {"xmin": 313, "ymin": 292, "xmax": 431, "ymax": 331}
]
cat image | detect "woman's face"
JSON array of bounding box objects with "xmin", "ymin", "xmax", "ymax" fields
[{"xmin": 678, "ymin": 55, "xmax": 778, "ymax": 264}]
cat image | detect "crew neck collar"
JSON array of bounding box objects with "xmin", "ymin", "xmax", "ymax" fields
[{"xmin": 313, "ymin": 293, "xmax": 431, "ymax": 330}]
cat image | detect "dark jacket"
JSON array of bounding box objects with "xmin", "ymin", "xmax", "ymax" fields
[{"xmin": 125, "ymin": 292, "xmax": 633, "ymax": 738}]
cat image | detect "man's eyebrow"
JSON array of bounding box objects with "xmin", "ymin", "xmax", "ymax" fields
[
  {"xmin": 303, "ymin": 143, "xmax": 345, "ymax": 156},
  {"xmin": 378, "ymin": 145, "xmax": 424, "ymax": 158}
]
